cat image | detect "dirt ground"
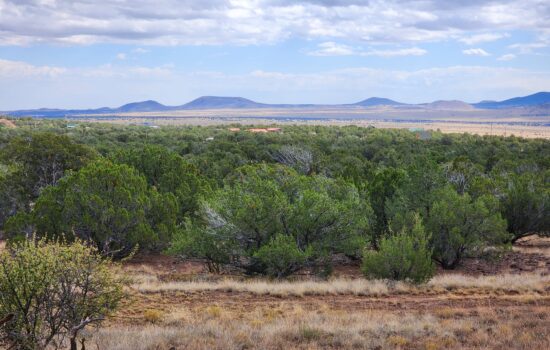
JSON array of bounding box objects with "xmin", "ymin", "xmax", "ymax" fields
[
  {"xmin": 0, "ymin": 118, "xmax": 16, "ymax": 128},
  {"xmin": 103, "ymin": 236, "xmax": 550, "ymax": 349},
  {"xmin": 125, "ymin": 236, "xmax": 550, "ymax": 279},
  {"xmin": 1, "ymin": 237, "xmax": 548, "ymax": 349}
]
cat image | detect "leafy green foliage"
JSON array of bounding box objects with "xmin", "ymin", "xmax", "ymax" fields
[
  {"xmin": 426, "ymin": 186, "xmax": 509, "ymax": 269},
  {"xmin": 253, "ymin": 234, "xmax": 311, "ymax": 278},
  {"xmin": 0, "ymin": 238, "xmax": 125, "ymax": 349},
  {"xmin": 170, "ymin": 164, "xmax": 370, "ymax": 275},
  {"xmin": 0, "ymin": 132, "xmax": 95, "ymax": 228},
  {"xmin": 168, "ymin": 218, "xmax": 232, "ymax": 273},
  {"xmin": 0, "ymin": 167, "xmax": 25, "ymax": 228},
  {"xmin": 1, "ymin": 132, "xmax": 96, "ymax": 199},
  {"xmin": 368, "ymin": 167, "xmax": 407, "ymax": 242},
  {"xmin": 111, "ymin": 144, "xmax": 210, "ymax": 221},
  {"xmin": 7, "ymin": 160, "xmax": 177, "ymax": 257},
  {"xmin": 1, "ymin": 121, "xmax": 549, "ymax": 273},
  {"xmin": 361, "ymin": 214, "xmax": 434, "ymax": 284},
  {"xmin": 500, "ymin": 173, "xmax": 549, "ymax": 242}
]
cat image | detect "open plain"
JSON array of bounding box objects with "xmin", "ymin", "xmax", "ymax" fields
[
  {"xmin": 81, "ymin": 237, "xmax": 550, "ymax": 350},
  {"xmin": 70, "ymin": 106, "xmax": 550, "ymax": 139}
]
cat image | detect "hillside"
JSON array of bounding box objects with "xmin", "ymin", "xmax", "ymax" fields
[
  {"xmin": 4, "ymin": 92, "xmax": 550, "ymax": 116},
  {"xmin": 474, "ymin": 92, "xmax": 550, "ymax": 109},
  {"xmin": 180, "ymin": 96, "xmax": 267, "ymax": 109},
  {"xmin": 422, "ymin": 100, "xmax": 474, "ymax": 110},
  {"xmin": 353, "ymin": 97, "xmax": 405, "ymax": 107},
  {"xmin": 116, "ymin": 100, "xmax": 171, "ymax": 112}
]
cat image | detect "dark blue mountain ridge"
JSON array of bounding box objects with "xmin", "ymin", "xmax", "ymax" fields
[
  {"xmin": 3, "ymin": 92, "xmax": 550, "ymax": 116},
  {"xmin": 352, "ymin": 97, "xmax": 405, "ymax": 106},
  {"xmin": 178, "ymin": 96, "xmax": 320, "ymax": 109},
  {"xmin": 117, "ymin": 100, "xmax": 171, "ymax": 112},
  {"xmin": 179, "ymin": 96, "xmax": 267, "ymax": 109},
  {"xmin": 474, "ymin": 92, "xmax": 550, "ymax": 109}
]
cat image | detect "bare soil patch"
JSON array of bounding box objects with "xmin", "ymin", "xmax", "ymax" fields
[{"xmin": 0, "ymin": 118, "xmax": 16, "ymax": 128}]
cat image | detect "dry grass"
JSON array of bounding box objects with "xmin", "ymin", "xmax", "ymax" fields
[
  {"xmin": 90, "ymin": 304, "xmax": 549, "ymax": 350},
  {"xmin": 91, "ymin": 308, "xmax": 453, "ymax": 349},
  {"xmin": 429, "ymin": 273, "xmax": 550, "ymax": 292},
  {"xmin": 98, "ymin": 245, "xmax": 550, "ymax": 349},
  {"xmin": 131, "ymin": 273, "xmax": 550, "ymax": 297}
]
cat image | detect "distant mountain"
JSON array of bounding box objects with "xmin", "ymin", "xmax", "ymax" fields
[
  {"xmin": 353, "ymin": 97, "xmax": 405, "ymax": 107},
  {"xmin": 474, "ymin": 92, "xmax": 550, "ymax": 109},
  {"xmin": 3, "ymin": 100, "xmax": 170, "ymax": 117},
  {"xmin": 4, "ymin": 108, "xmax": 108, "ymax": 117},
  {"xmin": 422, "ymin": 100, "xmax": 474, "ymax": 110},
  {"xmin": 4, "ymin": 92, "xmax": 550, "ymax": 116},
  {"xmin": 180, "ymin": 96, "xmax": 267, "ymax": 109},
  {"xmin": 116, "ymin": 100, "xmax": 170, "ymax": 112}
]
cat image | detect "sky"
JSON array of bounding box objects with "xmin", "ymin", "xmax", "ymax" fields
[{"xmin": 1, "ymin": 0, "xmax": 550, "ymax": 109}]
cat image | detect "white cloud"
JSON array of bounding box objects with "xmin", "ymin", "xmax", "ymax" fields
[
  {"xmin": 362, "ymin": 47, "xmax": 427, "ymax": 57},
  {"xmin": 462, "ymin": 48, "xmax": 491, "ymax": 56},
  {"xmin": 309, "ymin": 43, "xmax": 427, "ymax": 57},
  {"xmin": 132, "ymin": 48, "xmax": 149, "ymax": 54},
  {"xmin": 116, "ymin": 53, "xmax": 127, "ymax": 60},
  {"xmin": 3, "ymin": 58, "xmax": 549, "ymax": 109},
  {"xmin": 0, "ymin": 59, "xmax": 66, "ymax": 78},
  {"xmin": 459, "ymin": 33, "xmax": 508, "ymax": 45},
  {"xmin": 508, "ymin": 41, "xmax": 549, "ymax": 54},
  {"xmin": 309, "ymin": 42, "xmax": 356, "ymax": 56},
  {"xmin": 498, "ymin": 54, "xmax": 516, "ymax": 61},
  {"xmin": 0, "ymin": 1, "xmax": 548, "ymax": 46}
]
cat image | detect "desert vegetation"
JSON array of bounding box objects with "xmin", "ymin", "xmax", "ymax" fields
[{"xmin": 0, "ymin": 118, "xmax": 548, "ymax": 349}]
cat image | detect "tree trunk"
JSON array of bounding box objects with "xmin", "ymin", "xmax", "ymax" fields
[{"xmin": 70, "ymin": 336, "xmax": 78, "ymax": 350}]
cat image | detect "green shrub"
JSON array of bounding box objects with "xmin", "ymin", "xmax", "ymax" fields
[
  {"xmin": 0, "ymin": 238, "xmax": 125, "ymax": 349},
  {"xmin": 170, "ymin": 164, "xmax": 371, "ymax": 276},
  {"xmin": 6, "ymin": 159, "xmax": 178, "ymax": 258},
  {"xmin": 253, "ymin": 234, "xmax": 311, "ymax": 277},
  {"xmin": 426, "ymin": 187, "xmax": 509, "ymax": 269},
  {"xmin": 361, "ymin": 215, "xmax": 434, "ymax": 284},
  {"xmin": 167, "ymin": 217, "xmax": 231, "ymax": 273}
]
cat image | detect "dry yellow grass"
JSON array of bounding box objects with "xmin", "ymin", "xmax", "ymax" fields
[
  {"xmin": 99, "ymin": 255, "xmax": 550, "ymax": 350},
  {"xmin": 92, "ymin": 308, "xmax": 453, "ymax": 349},
  {"xmin": 131, "ymin": 273, "xmax": 550, "ymax": 296},
  {"xmin": 90, "ymin": 303, "xmax": 549, "ymax": 350}
]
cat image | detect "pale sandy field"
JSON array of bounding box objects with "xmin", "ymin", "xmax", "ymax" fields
[{"xmin": 73, "ymin": 116, "xmax": 550, "ymax": 139}]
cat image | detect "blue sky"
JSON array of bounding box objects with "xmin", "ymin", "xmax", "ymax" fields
[{"xmin": 1, "ymin": 0, "xmax": 550, "ymax": 109}]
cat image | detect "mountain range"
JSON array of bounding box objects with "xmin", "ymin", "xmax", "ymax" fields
[{"xmin": 3, "ymin": 92, "xmax": 550, "ymax": 117}]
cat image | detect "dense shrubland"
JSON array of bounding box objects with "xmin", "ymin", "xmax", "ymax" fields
[{"xmin": 0, "ymin": 119, "xmax": 548, "ymax": 280}]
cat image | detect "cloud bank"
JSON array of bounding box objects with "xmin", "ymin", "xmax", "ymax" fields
[{"xmin": 1, "ymin": 0, "xmax": 549, "ymax": 46}]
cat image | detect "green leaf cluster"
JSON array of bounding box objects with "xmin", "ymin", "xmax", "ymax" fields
[{"xmin": 362, "ymin": 214, "xmax": 434, "ymax": 284}]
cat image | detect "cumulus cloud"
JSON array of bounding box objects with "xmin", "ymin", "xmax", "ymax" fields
[
  {"xmin": 0, "ymin": 0, "xmax": 549, "ymax": 46},
  {"xmin": 309, "ymin": 42, "xmax": 356, "ymax": 56},
  {"xmin": 462, "ymin": 48, "xmax": 491, "ymax": 56},
  {"xmin": 498, "ymin": 54, "xmax": 516, "ymax": 61},
  {"xmin": 0, "ymin": 59, "xmax": 66, "ymax": 78},
  {"xmin": 459, "ymin": 33, "xmax": 509, "ymax": 45},
  {"xmin": 309, "ymin": 43, "xmax": 427, "ymax": 57},
  {"xmin": 362, "ymin": 47, "xmax": 427, "ymax": 57}
]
